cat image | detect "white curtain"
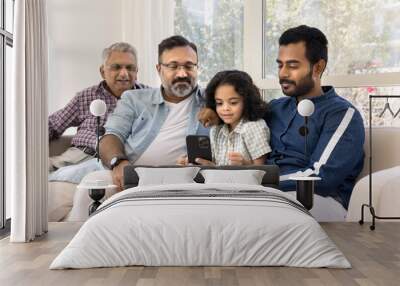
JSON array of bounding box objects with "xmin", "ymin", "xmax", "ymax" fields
[
  {"xmin": 121, "ymin": 0, "xmax": 175, "ymax": 87},
  {"xmin": 10, "ymin": 0, "xmax": 48, "ymax": 242}
]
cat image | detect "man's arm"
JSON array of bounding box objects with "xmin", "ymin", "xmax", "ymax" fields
[
  {"xmin": 99, "ymin": 134, "xmax": 129, "ymax": 190},
  {"xmin": 99, "ymin": 94, "xmax": 139, "ymax": 189},
  {"xmin": 48, "ymin": 95, "xmax": 81, "ymax": 141},
  {"xmin": 99, "ymin": 134, "xmax": 126, "ymax": 168},
  {"xmin": 280, "ymin": 107, "xmax": 365, "ymax": 203}
]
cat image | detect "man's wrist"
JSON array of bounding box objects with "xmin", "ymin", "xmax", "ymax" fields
[
  {"xmin": 113, "ymin": 160, "xmax": 129, "ymax": 171},
  {"xmin": 109, "ymin": 155, "xmax": 129, "ymax": 170}
]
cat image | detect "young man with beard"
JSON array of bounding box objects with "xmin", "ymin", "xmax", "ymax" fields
[
  {"xmin": 199, "ymin": 25, "xmax": 365, "ymax": 221},
  {"xmin": 99, "ymin": 35, "xmax": 208, "ymax": 189},
  {"xmin": 264, "ymin": 25, "xmax": 364, "ymax": 220}
]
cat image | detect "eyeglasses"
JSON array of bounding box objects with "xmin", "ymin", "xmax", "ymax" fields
[
  {"xmin": 159, "ymin": 62, "xmax": 198, "ymax": 72},
  {"xmin": 107, "ymin": 64, "xmax": 138, "ymax": 72}
]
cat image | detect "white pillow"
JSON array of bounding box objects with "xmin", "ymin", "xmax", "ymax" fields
[
  {"xmin": 135, "ymin": 167, "xmax": 200, "ymax": 186},
  {"xmin": 200, "ymin": 169, "xmax": 266, "ymax": 185}
]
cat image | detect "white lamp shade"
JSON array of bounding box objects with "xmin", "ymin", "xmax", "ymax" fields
[
  {"xmin": 297, "ymin": 99, "xmax": 315, "ymax": 117},
  {"xmin": 90, "ymin": 99, "xmax": 107, "ymax": 116}
]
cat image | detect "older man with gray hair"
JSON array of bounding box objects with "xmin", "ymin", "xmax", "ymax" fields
[
  {"xmin": 49, "ymin": 42, "xmax": 148, "ymax": 171},
  {"xmin": 47, "ymin": 42, "xmax": 148, "ymax": 222}
]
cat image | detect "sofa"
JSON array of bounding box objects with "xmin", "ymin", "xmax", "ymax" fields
[
  {"xmin": 48, "ymin": 127, "xmax": 400, "ymax": 222},
  {"xmin": 346, "ymin": 127, "xmax": 400, "ymax": 221},
  {"xmin": 48, "ymin": 135, "xmax": 77, "ymax": 221}
]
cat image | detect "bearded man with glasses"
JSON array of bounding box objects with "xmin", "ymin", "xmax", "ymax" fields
[{"xmin": 99, "ymin": 35, "xmax": 208, "ymax": 189}]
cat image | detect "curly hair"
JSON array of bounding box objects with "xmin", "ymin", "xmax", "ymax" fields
[{"xmin": 205, "ymin": 70, "xmax": 268, "ymax": 123}]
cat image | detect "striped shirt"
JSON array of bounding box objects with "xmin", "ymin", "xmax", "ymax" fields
[
  {"xmin": 48, "ymin": 80, "xmax": 148, "ymax": 150},
  {"xmin": 210, "ymin": 119, "xmax": 271, "ymax": 165}
]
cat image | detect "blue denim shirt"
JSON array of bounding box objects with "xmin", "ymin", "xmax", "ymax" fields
[{"xmin": 104, "ymin": 86, "xmax": 209, "ymax": 163}]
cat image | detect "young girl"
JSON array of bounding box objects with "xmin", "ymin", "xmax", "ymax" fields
[
  {"xmin": 178, "ymin": 70, "xmax": 271, "ymax": 166},
  {"xmin": 206, "ymin": 70, "xmax": 271, "ymax": 165}
]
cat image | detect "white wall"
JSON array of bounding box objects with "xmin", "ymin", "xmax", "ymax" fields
[
  {"xmin": 120, "ymin": 0, "xmax": 175, "ymax": 88},
  {"xmin": 47, "ymin": 0, "xmax": 123, "ymax": 114}
]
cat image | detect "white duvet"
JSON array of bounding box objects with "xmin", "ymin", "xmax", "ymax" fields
[{"xmin": 50, "ymin": 183, "xmax": 350, "ymax": 269}]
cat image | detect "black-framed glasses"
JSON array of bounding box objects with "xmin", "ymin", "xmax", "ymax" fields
[
  {"xmin": 107, "ymin": 64, "xmax": 138, "ymax": 72},
  {"xmin": 159, "ymin": 62, "xmax": 198, "ymax": 72}
]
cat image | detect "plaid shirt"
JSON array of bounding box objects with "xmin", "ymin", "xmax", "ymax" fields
[
  {"xmin": 210, "ymin": 119, "xmax": 271, "ymax": 165},
  {"xmin": 48, "ymin": 80, "xmax": 148, "ymax": 150}
]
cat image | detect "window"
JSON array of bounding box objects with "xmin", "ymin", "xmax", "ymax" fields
[
  {"xmin": 263, "ymin": 0, "xmax": 400, "ymax": 78},
  {"xmin": 336, "ymin": 86, "xmax": 400, "ymax": 127},
  {"xmin": 1, "ymin": 0, "xmax": 14, "ymax": 232},
  {"xmin": 173, "ymin": 0, "xmax": 400, "ymax": 124},
  {"xmin": 258, "ymin": 0, "xmax": 400, "ymax": 124},
  {"xmin": 174, "ymin": 0, "xmax": 244, "ymax": 83}
]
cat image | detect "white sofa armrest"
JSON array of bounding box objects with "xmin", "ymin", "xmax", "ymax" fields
[
  {"xmin": 358, "ymin": 127, "xmax": 400, "ymax": 180},
  {"xmin": 48, "ymin": 181, "xmax": 77, "ymax": 222},
  {"xmin": 347, "ymin": 166, "xmax": 400, "ymax": 222}
]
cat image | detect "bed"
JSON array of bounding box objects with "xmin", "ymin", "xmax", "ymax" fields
[{"xmin": 50, "ymin": 165, "xmax": 350, "ymax": 269}]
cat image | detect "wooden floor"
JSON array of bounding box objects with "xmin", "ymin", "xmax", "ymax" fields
[{"xmin": 1, "ymin": 222, "xmax": 399, "ymax": 286}]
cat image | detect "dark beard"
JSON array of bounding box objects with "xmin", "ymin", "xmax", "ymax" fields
[{"xmin": 280, "ymin": 70, "xmax": 315, "ymax": 98}]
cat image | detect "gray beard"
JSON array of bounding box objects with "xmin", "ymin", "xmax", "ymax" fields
[{"xmin": 170, "ymin": 83, "xmax": 194, "ymax": 97}]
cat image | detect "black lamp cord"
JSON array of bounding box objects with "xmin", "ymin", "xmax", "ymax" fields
[
  {"xmin": 304, "ymin": 116, "xmax": 308, "ymax": 158},
  {"xmin": 96, "ymin": 116, "xmax": 100, "ymax": 162}
]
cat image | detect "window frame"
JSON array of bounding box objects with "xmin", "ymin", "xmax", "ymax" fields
[{"xmin": 243, "ymin": 0, "xmax": 400, "ymax": 90}]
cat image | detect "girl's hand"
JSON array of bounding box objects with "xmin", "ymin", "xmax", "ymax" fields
[
  {"xmin": 228, "ymin": 152, "xmax": 246, "ymax": 165},
  {"xmin": 194, "ymin": 158, "xmax": 215, "ymax": 166},
  {"xmin": 197, "ymin": 108, "xmax": 219, "ymax": 127},
  {"xmin": 176, "ymin": 155, "xmax": 189, "ymax": 166}
]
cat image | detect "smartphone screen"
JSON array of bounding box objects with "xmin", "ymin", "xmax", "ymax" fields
[{"xmin": 186, "ymin": 135, "xmax": 212, "ymax": 164}]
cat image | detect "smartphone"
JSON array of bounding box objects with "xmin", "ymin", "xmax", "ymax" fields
[{"xmin": 186, "ymin": 135, "xmax": 212, "ymax": 164}]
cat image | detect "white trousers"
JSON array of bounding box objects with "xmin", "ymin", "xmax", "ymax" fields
[
  {"xmin": 49, "ymin": 146, "xmax": 93, "ymax": 172},
  {"xmin": 286, "ymin": 191, "xmax": 347, "ymax": 222}
]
